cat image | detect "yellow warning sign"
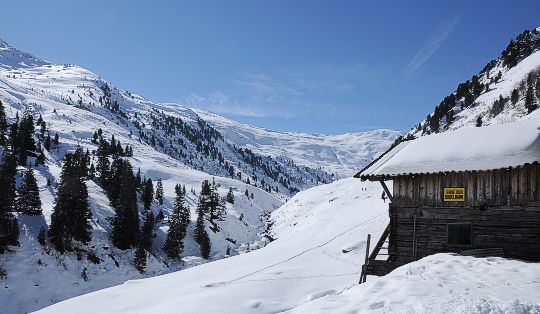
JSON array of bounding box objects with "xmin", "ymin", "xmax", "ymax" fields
[{"xmin": 444, "ymin": 188, "xmax": 465, "ymax": 202}]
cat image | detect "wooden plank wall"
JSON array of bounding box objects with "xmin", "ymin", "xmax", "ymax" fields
[
  {"xmin": 391, "ymin": 206, "xmax": 540, "ymax": 262},
  {"xmin": 392, "ymin": 164, "xmax": 540, "ymax": 208}
]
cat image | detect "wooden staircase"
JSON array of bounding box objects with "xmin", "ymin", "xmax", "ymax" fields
[{"xmin": 359, "ymin": 224, "xmax": 401, "ymax": 283}]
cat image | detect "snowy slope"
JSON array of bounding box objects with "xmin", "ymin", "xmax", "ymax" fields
[
  {"xmin": 194, "ymin": 109, "xmax": 401, "ymax": 177},
  {"xmin": 289, "ymin": 254, "xmax": 540, "ymax": 313},
  {"xmin": 36, "ymin": 177, "xmax": 540, "ymax": 314},
  {"xmin": 36, "ymin": 178, "xmax": 390, "ymax": 314}
]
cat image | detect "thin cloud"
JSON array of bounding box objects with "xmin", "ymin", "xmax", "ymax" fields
[
  {"xmin": 405, "ymin": 15, "xmax": 461, "ymax": 75},
  {"xmin": 182, "ymin": 63, "xmax": 385, "ymax": 119}
]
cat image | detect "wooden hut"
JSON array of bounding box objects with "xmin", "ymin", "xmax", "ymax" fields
[{"xmin": 356, "ymin": 118, "xmax": 540, "ymax": 280}]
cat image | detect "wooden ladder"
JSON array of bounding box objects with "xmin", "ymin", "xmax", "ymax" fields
[{"xmin": 359, "ymin": 224, "xmax": 391, "ymax": 283}]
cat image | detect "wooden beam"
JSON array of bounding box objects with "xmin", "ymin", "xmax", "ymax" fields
[
  {"xmin": 380, "ymin": 180, "xmax": 395, "ymax": 203},
  {"xmin": 359, "ymin": 234, "xmax": 371, "ymax": 284}
]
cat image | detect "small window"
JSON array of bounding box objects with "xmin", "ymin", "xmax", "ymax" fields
[{"xmin": 447, "ymin": 223, "xmax": 472, "ymax": 246}]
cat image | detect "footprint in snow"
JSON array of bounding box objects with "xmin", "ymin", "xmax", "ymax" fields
[{"xmin": 203, "ymin": 282, "xmax": 227, "ymax": 288}]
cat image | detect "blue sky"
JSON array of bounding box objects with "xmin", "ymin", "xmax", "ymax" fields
[{"xmin": 1, "ymin": 0, "xmax": 539, "ymax": 134}]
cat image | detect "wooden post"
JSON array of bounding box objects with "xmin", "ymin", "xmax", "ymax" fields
[
  {"xmin": 412, "ymin": 214, "xmax": 417, "ymax": 261},
  {"xmin": 360, "ymin": 233, "xmax": 371, "ymax": 284},
  {"xmin": 379, "ymin": 180, "xmax": 395, "ymax": 203}
]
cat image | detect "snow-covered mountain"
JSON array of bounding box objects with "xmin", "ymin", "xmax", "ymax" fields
[
  {"xmin": 410, "ymin": 26, "xmax": 540, "ymax": 138},
  {"xmin": 194, "ymin": 109, "xmax": 401, "ymax": 177},
  {"xmin": 0, "ymin": 39, "xmax": 398, "ymax": 313}
]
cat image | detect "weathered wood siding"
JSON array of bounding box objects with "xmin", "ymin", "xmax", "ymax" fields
[
  {"xmin": 390, "ymin": 205, "xmax": 540, "ymax": 262},
  {"xmin": 392, "ymin": 164, "xmax": 540, "ymax": 208}
]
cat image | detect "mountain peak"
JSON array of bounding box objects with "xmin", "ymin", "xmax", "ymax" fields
[
  {"xmin": 0, "ymin": 38, "xmax": 9, "ymax": 48},
  {"xmin": 0, "ymin": 38, "xmax": 50, "ymax": 68}
]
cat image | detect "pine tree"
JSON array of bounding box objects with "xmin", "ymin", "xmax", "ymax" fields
[
  {"xmin": 525, "ymin": 74, "xmax": 537, "ymax": 114},
  {"xmin": 136, "ymin": 168, "xmax": 142, "ymax": 188},
  {"xmin": 96, "ymin": 139, "xmax": 110, "ymax": 185},
  {"xmin": 0, "ymin": 151, "xmax": 19, "ymax": 253},
  {"xmin": 226, "ymin": 187, "xmax": 234, "ymax": 204},
  {"xmin": 155, "ymin": 178, "xmax": 164, "ymax": 205},
  {"xmin": 53, "ymin": 133, "xmax": 59, "ymax": 145},
  {"xmin": 36, "ymin": 148, "xmax": 45, "ymax": 166},
  {"xmin": 163, "ymin": 186, "xmax": 190, "ymax": 259},
  {"xmin": 17, "ymin": 167, "xmax": 42, "ymax": 215},
  {"xmin": 39, "ymin": 121, "xmax": 46, "ymax": 138},
  {"xmin": 17, "ymin": 112, "xmax": 36, "ymax": 166},
  {"xmin": 8, "ymin": 114, "xmax": 19, "ymax": 156},
  {"xmin": 0, "ymin": 100, "xmax": 7, "ymax": 146},
  {"xmin": 476, "ymin": 116, "xmax": 483, "ymax": 127},
  {"xmin": 511, "ymin": 88, "xmax": 520, "ymax": 105},
  {"xmin": 111, "ymin": 159, "xmax": 139, "ymax": 250},
  {"xmin": 141, "ymin": 178, "xmax": 154, "ymax": 210},
  {"xmin": 140, "ymin": 211, "xmax": 155, "ymax": 252},
  {"xmin": 48, "ymin": 149, "xmax": 92, "ymax": 252},
  {"xmin": 0, "ymin": 151, "xmax": 17, "ymax": 215},
  {"xmin": 207, "ymin": 180, "xmax": 225, "ymax": 231},
  {"xmin": 536, "ymin": 77, "xmax": 540, "ymax": 101},
  {"xmin": 194, "ymin": 202, "xmax": 211, "ymax": 259},
  {"xmin": 44, "ymin": 132, "xmax": 51, "ymax": 150},
  {"xmin": 133, "ymin": 244, "xmax": 147, "ymax": 274}
]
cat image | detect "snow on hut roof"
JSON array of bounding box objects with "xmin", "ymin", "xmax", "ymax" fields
[{"xmin": 356, "ymin": 117, "xmax": 540, "ymax": 180}]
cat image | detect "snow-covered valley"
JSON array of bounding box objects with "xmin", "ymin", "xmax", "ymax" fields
[
  {"xmin": 2, "ymin": 19, "xmax": 540, "ymax": 314},
  {"xmin": 0, "ymin": 38, "xmax": 399, "ymax": 313}
]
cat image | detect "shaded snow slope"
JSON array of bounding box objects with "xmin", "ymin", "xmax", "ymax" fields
[
  {"xmin": 194, "ymin": 109, "xmax": 401, "ymax": 177},
  {"xmin": 289, "ymin": 254, "xmax": 540, "ymax": 313},
  {"xmin": 36, "ymin": 178, "xmax": 390, "ymax": 314}
]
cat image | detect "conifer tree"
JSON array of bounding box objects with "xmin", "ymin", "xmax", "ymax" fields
[
  {"xmin": 525, "ymin": 74, "xmax": 537, "ymax": 114},
  {"xmin": 133, "ymin": 244, "xmax": 147, "ymax": 274},
  {"xmin": 48, "ymin": 149, "xmax": 92, "ymax": 252},
  {"xmin": 155, "ymin": 178, "xmax": 164, "ymax": 205},
  {"xmin": 36, "ymin": 148, "xmax": 45, "ymax": 166},
  {"xmin": 44, "ymin": 132, "xmax": 51, "ymax": 151},
  {"xmin": 136, "ymin": 168, "xmax": 142, "ymax": 188},
  {"xmin": 207, "ymin": 180, "xmax": 225, "ymax": 230},
  {"xmin": 536, "ymin": 77, "xmax": 540, "ymax": 101},
  {"xmin": 96, "ymin": 139, "xmax": 110, "ymax": 185},
  {"xmin": 511, "ymin": 88, "xmax": 520, "ymax": 105},
  {"xmin": 53, "ymin": 133, "xmax": 59, "ymax": 145},
  {"xmin": 17, "ymin": 167, "xmax": 42, "ymax": 215},
  {"xmin": 163, "ymin": 186, "xmax": 190, "ymax": 259},
  {"xmin": 9, "ymin": 114, "xmax": 19, "ymax": 156},
  {"xmin": 0, "ymin": 151, "xmax": 19, "ymax": 253},
  {"xmin": 0, "ymin": 100, "xmax": 7, "ymax": 146},
  {"xmin": 194, "ymin": 202, "xmax": 211, "ymax": 259},
  {"xmin": 107, "ymin": 158, "xmax": 123, "ymax": 207},
  {"xmin": 39, "ymin": 121, "xmax": 46, "ymax": 138},
  {"xmin": 226, "ymin": 187, "xmax": 234, "ymax": 204},
  {"xmin": 17, "ymin": 112, "xmax": 36, "ymax": 166},
  {"xmin": 141, "ymin": 178, "xmax": 154, "ymax": 210},
  {"xmin": 141, "ymin": 211, "xmax": 155, "ymax": 252},
  {"xmin": 476, "ymin": 116, "xmax": 483, "ymax": 127},
  {"xmin": 111, "ymin": 159, "xmax": 139, "ymax": 250}
]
